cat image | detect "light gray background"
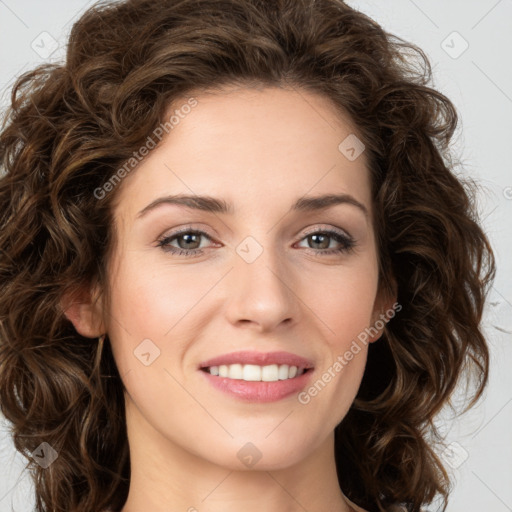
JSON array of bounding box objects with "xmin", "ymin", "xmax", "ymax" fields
[{"xmin": 0, "ymin": 1, "xmax": 511, "ymax": 511}]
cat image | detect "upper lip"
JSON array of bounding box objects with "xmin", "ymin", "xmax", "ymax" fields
[{"xmin": 199, "ymin": 351, "xmax": 315, "ymax": 369}]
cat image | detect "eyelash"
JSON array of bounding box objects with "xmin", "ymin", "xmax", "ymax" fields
[{"xmin": 156, "ymin": 226, "xmax": 356, "ymax": 258}]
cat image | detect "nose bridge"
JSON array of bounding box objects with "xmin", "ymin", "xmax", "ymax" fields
[{"xmin": 224, "ymin": 232, "xmax": 300, "ymax": 330}]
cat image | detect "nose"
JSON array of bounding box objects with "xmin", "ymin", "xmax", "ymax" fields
[{"xmin": 224, "ymin": 245, "xmax": 301, "ymax": 333}]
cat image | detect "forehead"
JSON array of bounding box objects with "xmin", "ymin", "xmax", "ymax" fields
[{"xmin": 112, "ymin": 85, "xmax": 372, "ymax": 222}]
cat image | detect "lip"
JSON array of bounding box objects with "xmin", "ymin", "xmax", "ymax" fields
[
  {"xmin": 198, "ymin": 350, "xmax": 315, "ymax": 369},
  {"xmin": 198, "ymin": 351, "xmax": 315, "ymax": 403},
  {"xmin": 201, "ymin": 370, "xmax": 313, "ymax": 402}
]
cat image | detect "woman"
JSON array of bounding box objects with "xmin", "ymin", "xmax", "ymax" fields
[{"xmin": 0, "ymin": 0, "xmax": 495, "ymax": 511}]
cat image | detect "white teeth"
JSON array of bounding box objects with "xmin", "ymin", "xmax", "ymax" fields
[
  {"xmin": 206, "ymin": 364, "xmax": 305, "ymax": 381},
  {"xmin": 261, "ymin": 364, "xmax": 279, "ymax": 381},
  {"xmin": 243, "ymin": 364, "xmax": 261, "ymax": 381},
  {"xmin": 228, "ymin": 363, "xmax": 243, "ymax": 379},
  {"xmin": 278, "ymin": 364, "xmax": 289, "ymax": 380}
]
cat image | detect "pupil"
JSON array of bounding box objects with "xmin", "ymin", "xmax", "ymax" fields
[
  {"xmin": 181, "ymin": 234, "xmax": 199, "ymax": 249},
  {"xmin": 311, "ymin": 234, "xmax": 328, "ymax": 249}
]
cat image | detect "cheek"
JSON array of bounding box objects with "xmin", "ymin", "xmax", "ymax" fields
[
  {"xmin": 296, "ymin": 260, "xmax": 377, "ymax": 410},
  {"xmin": 104, "ymin": 252, "xmax": 230, "ymax": 392},
  {"xmin": 302, "ymin": 259, "xmax": 379, "ymax": 346},
  {"xmin": 104, "ymin": 254, "xmax": 183, "ymax": 375},
  {"xmin": 103, "ymin": 257, "xmax": 201, "ymax": 424},
  {"xmin": 107, "ymin": 252, "xmax": 212, "ymax": 338}
]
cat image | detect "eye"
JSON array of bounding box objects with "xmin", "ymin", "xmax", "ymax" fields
[
  {"xmin": 156, "ymin": 228, "xmax": 214, "ymax": 257},
  {"xmin": 156, "ymin": 226, "xmax": 356, "ymax": 257},
  {"xmin": 296, "ymin": 228, "xmax": 356, "ymax": 256}
]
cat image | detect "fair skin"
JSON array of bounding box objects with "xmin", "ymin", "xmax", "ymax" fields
[{"xmin": 65, "ymin": 85, "xmax": 394, "ymax": 512}]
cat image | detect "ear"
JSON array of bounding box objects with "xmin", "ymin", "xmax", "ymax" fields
[
  {"xmin": 368, "ymin": 277, "xmax": 399, "ymax": 343},
  {"xmin": 60, "ymin": 282, "xmax": 106, "ymax": 338}
]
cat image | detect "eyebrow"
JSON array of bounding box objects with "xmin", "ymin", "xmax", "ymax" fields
[{"xmin": 136, "ymin": 193, "xmax": 369, "ymax": 218}]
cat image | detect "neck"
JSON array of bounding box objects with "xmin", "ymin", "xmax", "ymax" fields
[{"xmin": 120, "ymin": 396, "xmax": 354, "ymax": 512}]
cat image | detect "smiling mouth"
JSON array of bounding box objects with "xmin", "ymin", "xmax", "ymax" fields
[{"xmin": 201, "ymin": 364, "xmax": 312, "ymax": 382}]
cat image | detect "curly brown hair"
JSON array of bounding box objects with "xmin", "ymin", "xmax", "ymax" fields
[{"xmin": 0, "ymin": 0, "xmax": 496, "ymax": 511}]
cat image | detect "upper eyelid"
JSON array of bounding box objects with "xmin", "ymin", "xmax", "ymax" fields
[{"xmin": 301, "ymin": 225, "xmax": 352, "ymax": 238}]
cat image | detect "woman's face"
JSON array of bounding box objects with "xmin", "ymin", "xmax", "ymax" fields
[{"xmin": 103, "ymin": 85, "xmax": 386, "ymax": 471}]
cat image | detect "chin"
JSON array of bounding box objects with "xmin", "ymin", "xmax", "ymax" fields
[{"xmin": 189, "ymin": 428, "xmax": 326, "ymax": 472}]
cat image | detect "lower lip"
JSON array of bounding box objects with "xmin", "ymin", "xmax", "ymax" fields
[{"xmin": 201, "ymin": 369, "xmax": 313, "ymax": 402}]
